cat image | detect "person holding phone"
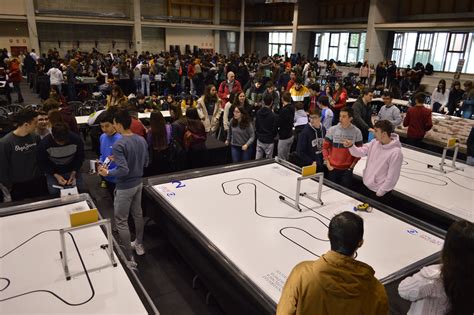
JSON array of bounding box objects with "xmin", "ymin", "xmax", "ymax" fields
[{"xmin": 37, "ymin": 122, "xmax": 85, "ymax": 196}]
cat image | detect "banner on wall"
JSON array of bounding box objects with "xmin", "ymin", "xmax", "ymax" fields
[{"xmin": 454, "ymin": 59, "xmax": 465, "ymax": 79}]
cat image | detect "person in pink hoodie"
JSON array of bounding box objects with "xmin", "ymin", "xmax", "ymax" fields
[{"xmin": 343, "ymin": 120, "xmax": 403, "ymax": 197}]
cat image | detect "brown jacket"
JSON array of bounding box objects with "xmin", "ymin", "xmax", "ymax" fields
[{"xmin": 277, "ymin": 250, "xmax": 388, "ymax": 315}]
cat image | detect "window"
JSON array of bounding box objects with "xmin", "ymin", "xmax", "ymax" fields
[
  {"xmin": 268, "ymin": 32, "xmax": 292, "ymax": 56},
  {"xmin": 314, "ymin": 32, "xmax": 366, "ymax": 63},
  {"xmin": 414, "ymin": 33, "xmax": 433, "ymax": 65},
  {"xmin": 347, "ymin": 33, "xmax": 360, "ymax": 63},
  {"xmin": 444, "ymin": 33, "xmax": 467, "ymax": 72},
  {"xmin": 226, "ymin": 32, "xmax": 237, "ymax": 53},
  {"xmin": 314, "ymin": 33, "xmax": 322, "ymax": 58},
  {"xmin": 465, "ymin": 33, "xmax": 474, "ymax": 73},
  {"xmin": 358, "ymin": 33, "xmax": 366, "ymax": 62},
  {"xmin": 328, "ymin": 33, "xmax": 339, "ymax": 60},
  {"xmin": 391, "ymin": 31, "xmax": 474, "ymax": 74},
  {"xmin": 391, "ymin": 33, "xmax": 404, "ymax": 65}
]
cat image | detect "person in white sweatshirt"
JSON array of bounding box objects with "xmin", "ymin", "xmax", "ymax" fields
[
  {"xmin": 431, "ymin": 79, "xmax": 449, "ymax": 113},
  {"xmin": 343, "ymin": 119, "xmax": 403, "ymax": 197},
  {"xmin": 377, "ymin": 91, "xmax": 402, "ymax": 127},
  {"xmin": 398, "ymin": 220, "xmax": 474, "ymax": 315},
  {"xmin": 47, "ymin": 61, "xmax": 64, "ymax": 94}
]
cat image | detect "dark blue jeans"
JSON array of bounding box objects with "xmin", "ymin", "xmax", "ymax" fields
[
  {"xmin": 327, "ymin": 168, "xmax": 353, "ymax": 189},
  {"xmin": 45, "ymin": 172, "xmax": 84, "ymax": 196},
  {"xmin": 432, "ymin": 102, "xmax": 442, "ymax": 113},
  {"xmin": 67, "ymin": 83, "xmax": 76, "ymax": 101},
  {"xmin": 231, "ymin": 145, "xmax": 252, "ymax": 163},
  {"xmin": 462, "ymin": 100, "xmax": 473, "ymax": 119}
]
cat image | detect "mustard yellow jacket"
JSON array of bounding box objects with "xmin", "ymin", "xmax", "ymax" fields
[{"xmin": 277, "ymin": 250, "xmax": 389, "ymax": 315}]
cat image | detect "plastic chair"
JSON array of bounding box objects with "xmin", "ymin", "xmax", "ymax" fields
[{"xmin": 68, "ymin": 101, "xmax": 84, "ymax": 116}]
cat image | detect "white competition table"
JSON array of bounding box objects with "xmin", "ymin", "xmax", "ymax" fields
[
  {"xmin": 0, "ymin": 194, "xmax": 156, "ymax": 314},
  {"xmin": 76, "ymin": 111, "xmax": 170, "ymax": 125},
  {"xmin": 347, "ymin": 97, "xmax": 430, "ymax": 108},
  {"xmin": 145, "ymin": 159, "xmax": 444, "ymax": 312},
  {"xmin": 353, "ymin": 146, "xmax": 474, "ymax": 222}
]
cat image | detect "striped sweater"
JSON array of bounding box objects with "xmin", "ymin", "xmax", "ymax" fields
[{"xmin": 323, "ymin": 123, "xmax": 363, "ymax": 169}]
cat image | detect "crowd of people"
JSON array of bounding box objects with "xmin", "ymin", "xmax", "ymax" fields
[{"xmin": 1, "ymin": 47, "xmax": 473, "ymax": 313}]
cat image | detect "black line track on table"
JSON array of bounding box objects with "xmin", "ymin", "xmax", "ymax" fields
[
  {"xmin": 0, "ymin": 229, "xmax": 95, "ymax": 306},
  {"xmin": 400, "ymin": 171, "xmax": 448, "ymax": 186},
  {"xmin": 404, "ymin": 156, "xmax": 474, "ymax": 179},
  {"xmin": 221, "ymin": 178, "xmax": 330, "ymax": 258},
  {"xmin": 400, "ymin": 164, "xmax": 473, "ymax": 191},
  {"xmin": 366, "ymin": 156, "xmax": 473, "ymax": 190}
]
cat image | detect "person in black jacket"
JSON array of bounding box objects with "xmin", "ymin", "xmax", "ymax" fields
[
  {"xmin": 467, "ymin": 127, "xmax": 474, "ymax": 165},
  {"xmin": 37, "ymin": 122, "xmax": 85, "ymax": 196},
  {"xmin": 352, "ymin": 88, "xmax": 374, "ymax": 142},
  {"xmin": 447, "ymin": 81, "xmax": 464, "ymax": 116},
  {"xmin": 255, "ymin": 94, "xmax": 277, "ymax": 159},
  {"xmin": 295, "ymin": 108, "xmax": 326, "ymax": 169},
  {"xmin": 0, "ymin": 108, "xmax": 47, "ymax": 202},
  {"xmin": 276, "ymin": 91, "xmax": 294, "ymax": 160}
]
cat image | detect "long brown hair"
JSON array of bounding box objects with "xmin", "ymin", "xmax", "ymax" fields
[
  {"xmin": 441, "ymin": 220, "xmax": 474, "ymax": 315},
  {"xmin": 231, "ymin": 106, "xmax": 250, "ymax": 129},
  {"xmin": 334, "ymin": 80, "xmax": 344, "ymax": 102},
  {"xmin": 204, "ymin": 84, "xmax": 218, "ymax": 104},
  {"xmin": 170, "ymin": 103, "xmax": 184, "ymax": 122},
  {"xmin": 149, "ymin": 111, "xmax": 168, "ymax": 151}
]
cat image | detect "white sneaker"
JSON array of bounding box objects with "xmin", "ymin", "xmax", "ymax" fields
[{"xmin": 131, "ymin": 240, "xmax": 145, "ymax": 256}]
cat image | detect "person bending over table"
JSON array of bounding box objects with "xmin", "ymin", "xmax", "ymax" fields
[
  {"xmin": 277, "ymin": 211, "xmax": 388, "ymax": 315},
  {"xmin": 343, "ymin": 120, "xmax": 403, "ymax": 199},
  {"xmin": 37, "ymin": 122, "xmax": 85, "ymax": 196}
]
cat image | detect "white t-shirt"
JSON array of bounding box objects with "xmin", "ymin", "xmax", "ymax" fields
[{"xmin": 47, "ymin": 67, "xmax": 64, "ymax": 85}]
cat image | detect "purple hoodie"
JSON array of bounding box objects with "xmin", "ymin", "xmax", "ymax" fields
[{"xmin": 349, "ymin": 133, "xmax": 403, "ymax": 196}]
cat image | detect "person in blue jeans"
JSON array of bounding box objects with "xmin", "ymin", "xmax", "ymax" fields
[
  {"xmin": 462, "ymin": 81, "xmax": 473, "ymax": 119},
  {"xmin": 226, "ymin": 106, "xmax": 255, "ymax": 162},
  {"xmin": 98, "ymin": 110, "xmax": 122, "ymax": 197},
  {"xmin": 98, "ymin": 109, "xmax": 149, "ymax": 269}
]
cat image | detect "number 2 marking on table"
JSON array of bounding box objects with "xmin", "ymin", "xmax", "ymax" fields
[{"xmin": 172, "ymin": 180, "xmax": 186, "ymax": 188}]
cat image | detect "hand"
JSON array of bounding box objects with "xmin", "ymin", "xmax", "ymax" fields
[
  {"xmin": 98, "ymin": 165, "xmax": 109, "ymax": 177},
  {"xmin": 368, "ymin": 128, "xmax": 375, "ymax": 133},
  {"xmin": 242, "ymin": 144, "xmax": 248, "ymax": 151},
  {"xmin": 107, "ymin": 155, "xmax": 115, "ymax": 161},
  {"xmin": 66, "ymin": 171, "xmax": 76, "ymax": 185},
  {"xmin": 54, "ymin": 174, "xmax": 68, "ymax": 186},
  {"xmin": 225, "ymin": 140, "xmax": 229, "ymax": 146},
  {"xmin": 343, "ymin": 139, "xmax": 353, "ymax": 148},
  {"xmin": 326, "ymin": 162, "xmax": 334, "ymax": 171}
]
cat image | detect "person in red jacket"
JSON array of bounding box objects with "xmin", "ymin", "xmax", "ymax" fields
[
  {"xmin": 331, "ymin": 80, "xmax": 347, "ymax": 125},
  {"xmin": 8, "ymin": 58, "xmax": 24, "ymax": 103},
  {"xmin": 218, "ymin": 71, "xmax": 242, "ymax": 104},
  {"xmin": 403, "ymin": 93, "xmax": 433, "ymax": 148},
  {"xmin": 323, "ymin": 107, "xmax": 363, "ymax": 188}
]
